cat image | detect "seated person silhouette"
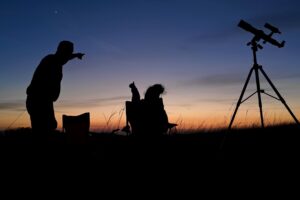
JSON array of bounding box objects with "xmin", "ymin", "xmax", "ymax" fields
[{"xmin": 125, "ymin": 82, "xmax": 176, "ymax": 136}]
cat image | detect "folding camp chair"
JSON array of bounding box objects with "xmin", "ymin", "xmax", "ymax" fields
[
  {"xmin": 62, "ymin": 112, "xmax": 90, "ymax": 144},
  {"xmin": 123, "ymin": 101, "xmax": 144, "ymax": 135}
]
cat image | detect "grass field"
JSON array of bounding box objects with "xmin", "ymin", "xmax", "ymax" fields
[{"xmin": 1, "ymin": 123, "xmax": 299, "ymax": 165}]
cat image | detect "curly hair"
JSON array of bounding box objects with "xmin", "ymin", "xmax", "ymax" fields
[{"xmin": 144, "ymin": 84, "xmax": 165, "ymax": 101}]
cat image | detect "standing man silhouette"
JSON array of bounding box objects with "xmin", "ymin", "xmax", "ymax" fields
[{"xmin": 26, "ymin": 41, "xmax": 84, "ymax": 137}]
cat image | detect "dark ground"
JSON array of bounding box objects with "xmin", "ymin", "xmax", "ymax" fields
[
  {"xmin": 2, "ymin": 125, "xmax": 299, "ymax": 195},
  {"xmin": 1, "ymin": 124, "xmax": 299, "ymax": 165}
]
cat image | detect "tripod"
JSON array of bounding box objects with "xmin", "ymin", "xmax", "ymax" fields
[{"xmin": 228, "ymin": 39, "xmax": 300, "ymax": 129}]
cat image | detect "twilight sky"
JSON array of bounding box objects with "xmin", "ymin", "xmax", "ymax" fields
[{"xmin": 1, "ymin": 0, "xmax": 300, "ymax": 131}]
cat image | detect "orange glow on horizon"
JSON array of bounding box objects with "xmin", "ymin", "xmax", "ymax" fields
[{"xmin": 1, "ymin": 105, "xmax": 299, "ymax": 132}]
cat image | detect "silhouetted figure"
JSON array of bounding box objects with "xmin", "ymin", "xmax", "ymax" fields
[
  {"xmin": 26, "ymin": 41, "xmax": 84, "ymax": 139},
  {"xmin": 127, "ymin": 82, "xmax": 175, "ymax": 136}
]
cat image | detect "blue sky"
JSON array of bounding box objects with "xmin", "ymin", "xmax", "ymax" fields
[{"xmin": 1, "ymin": 0, "xmax": 300, "ymax": 130}]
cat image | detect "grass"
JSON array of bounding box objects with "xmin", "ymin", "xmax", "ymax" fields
[{"xmin": 1, "ymin": 123, "xmax": 299, "ymax": 164}]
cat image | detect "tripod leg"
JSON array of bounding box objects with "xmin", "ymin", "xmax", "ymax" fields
[
  {"xmin": 259, "ymin": 67, "xmax": 300, "ymax": 125},
  {"xmin": 228, "ymin": 67, "xmax": 254, "ymax": 129},
  {"xmin": 254, "ymin": 67, "xmax": 264, "ymax": 128}
]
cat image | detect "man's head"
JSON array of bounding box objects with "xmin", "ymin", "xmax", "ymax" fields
[{"xmin": 56, "ymin": 40, "xmax": 74, "ymax": 58}]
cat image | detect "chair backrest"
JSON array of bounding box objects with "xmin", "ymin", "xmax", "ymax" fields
[
  {"xmin": 62, "ymin": 112, "xmax": 90, "ymax": 144},
  {"xmin": 125, "ymin": 101, "xmax": 145, "ymax": 135}
]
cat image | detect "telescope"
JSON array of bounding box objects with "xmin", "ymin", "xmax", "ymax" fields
[
  {"xmin": 228, "ymin": 19, "xmax": 300, "ymax": 130},
  {"xmin": 238, "ymin": 20, "xmax": 285, "ymax": 48}
]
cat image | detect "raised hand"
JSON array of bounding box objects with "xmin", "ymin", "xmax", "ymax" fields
[{"xmin": 75, "ymin": 53, "xmax": 85, "ymax": 60}]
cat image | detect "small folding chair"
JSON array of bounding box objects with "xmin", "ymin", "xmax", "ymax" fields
[{"xmin": 62, "ymin": 112, "xmax": 90, "ymax": 144}]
